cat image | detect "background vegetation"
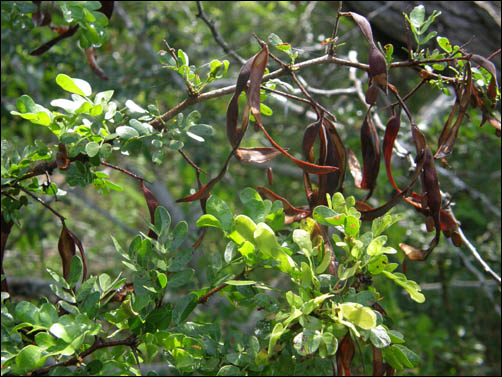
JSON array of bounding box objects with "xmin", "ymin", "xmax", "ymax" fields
[{"xmin": 1, "ymin": 1, "xmax": 500, "ymax": 375}]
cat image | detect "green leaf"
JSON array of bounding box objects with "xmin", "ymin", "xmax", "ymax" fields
[
  {"xmin": 56, "ymin": 74, "xmax": 92, "ymax": 96},
  {"xmin": 409, "ymin": 5, "xmax": 425, "ymax": 29},
  {"xmin": 16, "ymin": 345, "xmax": 43, "ymax": 372},
  {"xmin": 225, "ymin": 280, "xmax": 257, "ymax": 286},
  {"xmin": 207, "ymin": 195, "xmax": 233, "ymax": 232},
  {"xmin": 196, "ymin": 214, "xmax": 221, "ymax": 229},
  {"xmin": 321, "ymin": 331, "xmax": 338, "ymax": 356},
  {"xmin": 420, "ymin": 31, "xmax": 437, "ymax": 45},
  {"xmin": 178, "ymin": 49, "xmax": 189, "ymax": 66},
  {"xmin": 129, "ymin": 119, "xmax": 152, "ymax": 135},
  {"xmin": 388, "ymin": 329, "xmax": 405, "ymax": 344},
  {"xmin": 234, "ymin": 215, "xmax": 257, "ymax": 243},
  {"xmin": 382, "ymin": 271, "xmax": 425, "ymax": 303},
  {"xmin": 116, "ymin": 126, "xmax": 139, "ymax": 140},
  {"xmin": 345, "ymin": 215, "xmax": 359, "ymax": 236},
  {"xmin": 145, "ymin": 304, "xmax": 172, "ymax": 331},
  {"xmin": 172, "ymin": 293, "xmax": 197, "ymax": 325},
  {"xmin": 340, "ymin": 302, "xmax": 377, "ymax": 329},
  {"xmin": 366, "ymin": 235, "xmax": 387, "ymax": 256},
  {"xmin": 240, "ymin": 187, "xmax": 266, "ymax": 223},
  {"xmin": 370, "ymin": 325, "xmax": 391, "ymax": 348},
  {"xmin": 98, "ymin": 273, "xmax": 112, "ymax": 293},
  {"xmin": 218, "ymin": 365, "xmax": 242, "ymax": 376},
  {"xmin": 368, "ymin": 255, "xmax": 388, "ymax": 275},
  {"xmin": 155, "ymin": 206, "xmax": 171, "ymax": 237},
  {"xmin": 67, "ymin": 255, "xmax": 83, "ymax": 287},
  {"xmin": 293, "ymin": 229, "xmax": 313, "ymax": 258},
  {"xmin": 167, "ymin": 269, "xmax": 194, "ymax": 288},
  {"xmin": 268, "ymin": 33, "xmax": 283, "ymax": 46},
  {"xmin": 85, "ymin": 142, "xmax": 100, "ymax": 157},
  {"xmin": 392, "ymin": 344, "xmax": 420, "ymax": 368},
  {"xmin": 157, "ymin": 272, "xmax": 168, "ymax": 288},
  {"xmin": 437, "ymin": 36, "xmax": 452, "ymax": 53},
  {"xmin": 268, "ymin": 322, "xmax": 285, "ymax": 355},
  {"xmin": 260, "ymin": 103, "xmax": 273, "ymax": 116}
]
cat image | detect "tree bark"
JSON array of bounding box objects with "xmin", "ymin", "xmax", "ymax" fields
[{"xmin": 343, "ymin": 1, "xmax": 501, "ymax": 78}]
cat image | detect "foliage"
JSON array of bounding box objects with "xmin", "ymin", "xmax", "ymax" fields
[{"xmin": 1, "ymin": 2, "xmax": 500, "ymax": 376}]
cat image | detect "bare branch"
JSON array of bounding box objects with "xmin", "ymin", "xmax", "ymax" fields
[{"xmin": 196, "ymin": 1, "xmax": 246, "ymax": 65}]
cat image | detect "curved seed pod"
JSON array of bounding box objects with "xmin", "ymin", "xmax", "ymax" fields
[
  {"xmin": 341, "ymin": 12, "xmax": 388, "ymax": 92},
  {"xmin": 56, "ymin": 143, "xmax": 69, "ymax": 170},
  {"xmin": 318, "ymin": 118, "xmax": 346, "ymax": 199},
  {"xmin": 368, "ymin": 44, "xmax": 388, "ymax": 90},
  {"xmin": 267, "ymin": 167, "xmax": 273, "ymax": 185},
  {"xmin": 400, "ymin": 147, "xmax": 442, "ymax": 261},
  {"xmin": 255, "ymin": 120, "xmax": 339, "ymax": 175},
  {"xmin": 359, "ymin": 147, "xmax": 425, "ymax": 221},
  {"xmin": 235, "ymin": 147, "xmax": 282, "ymax": 163},
  {"xmin": 365, "ymin": 81, "xmax": 379, "ymax": 105},
  {"xmin": 58, "ymin": 224, "xmax": 76, "ymax": 280},
  {"xmin": 360, "ymin": 112, "xmax": 381, "ymax": 199},
  {"xmin": 372, "ymin": 345, "xmax": 384, "ymax": 376},
  {"xmin": 337, "ymin": 332, "xmax": 355, "ymax": 376},
  {"xmin": 141, "ymin": 180, "xmax": 159, "ymax": 239},
  {"xmin": 58, "ymin": 223, "xmax": 87, "ymax": 282},
  {"xmin": 340, "ymin": 11, "xmax": 374, "ymax": 45},
  {"xmin": 382, "ymin": 109, "xmax": 401, "ymax": 191},
  {"xmin": 85, "ymin": 47, "xmax": 108, "ymax": 80},
  {"xmin": 226, "ymin": 46, "xmax": 268, "ymax": 148},
  {"xmin": 347, "ymin": 147, "xmax": 363, "ymax": 188},
  {"xmin": 302, "ymin": 120, "xmax": 321, "ymax": 162},
  {"xmin": 435, "ymin": 65, "xmax": 471, "ymax": 159}
]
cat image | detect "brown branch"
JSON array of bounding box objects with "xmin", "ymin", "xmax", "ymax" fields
[
  {"xmin": 32, "ymin": 336, "xmax": 137, "ymax": 375},
  {"xmin": 14, "ymin": 186, "xmax": 66, "ymax": 223},
  {"xmin": 101, "ymin": 161, "xmax": 147, "ymax": 182},
  {"xmin": 149, "ymin": 54, "xmax": 369, "ymax": 129},
  {"xmin": 196, "ymin": 1, "xmax": 246, "ymax": 65}
]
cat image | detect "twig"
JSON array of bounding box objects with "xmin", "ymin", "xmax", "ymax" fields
[
  {"xmin": 101, "ymin": 161, "xmax": 148, "ymax": 182},
  {"xmin": 32, "ymin": 336, "xmax": 137, "ymax": 375},
  {"xmin": 14, "ymin": 186, "xmax": 66, "ymax": 223},
  {"xmin": 328, "ymin": 1, "xmax": 343, "ymax": 56},
  {"xmin": 196, "ymin": 1, "xmax": 246, "ymax": 65},
  {"xmin": 149, "ymin": 54, "xmax": 369, "ymax": 129},
  {"xmin": 445, "ymin": 207, "xmax": 501, "ymax": 285}
]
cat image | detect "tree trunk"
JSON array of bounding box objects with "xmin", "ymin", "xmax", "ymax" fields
[{"xmin": 342, "ymin": 1, "xmax": 501, "ymax": 78}]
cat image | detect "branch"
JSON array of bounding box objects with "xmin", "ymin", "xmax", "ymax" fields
[
  {"xmin": 445, "ymin": 207, "xmax": 501, "ymax": 285},
  {"xmin": 196, "ymin": 1, "xmax": 246, "ymax": 65},
  {"xmin": 149, "ymin": 54, "xmax": 369, "ymax": 129},
  {"xmin": 32, "ymin": 336, "xmax": 137, "ymax": 375}
]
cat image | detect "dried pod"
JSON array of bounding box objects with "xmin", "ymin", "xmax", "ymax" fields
[
  {"xmin": 383, "ymin": 109, "xmax": 401, "ymax": 191},
  {"xmin": 365, "ymin": 81, "xmax": 379, "ymax": 105},
  {"xmin": 85, "ymin": 47, "xmax": 108, "ymax": 80},
  {"xmin": 58, "ymin": 224, "xmax": 76, "ymax": 280},
  {"xmin": 451, "ymin": 231, "xmax": 463, "ymax": 247},
  {"xmin": 235, "ymin": 147, "xmax": 282, "ymax": 164},
  {"xmin": 141, "ymin": 180, "xmax": 159, "ymax": 239},
  {"xmin": 368, "ymin": 45, "xmax": 388, "ymax": 90},
  {"xmin": 267, "ymin": 167, "xmax": 273, "ymax": 185},
  {"xmin": 56, "ymin": 143, "xmax": 69, "ymax": 170},
  {"xmin": 360, "ymin": 112, "xmax": 381, "ymax": 198}
]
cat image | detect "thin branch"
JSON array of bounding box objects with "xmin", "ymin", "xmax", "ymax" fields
[
  {"xmin": 445, "ymin": 207, "xmax": 501, "ymax": 285},
  {"xmin": 196, "ymin": 1, "xmax": 246, "ymax": 65},
  {"xmin": 328, "ymin": 1, "xmax": 343, "ymax": 56},
  {"xmin": 101, "ymin": 161, "xmax": 148, "ymax": 182},
  {"xmin": 14, "ymin": 186, "xmax": 66, "ymax": 223},
  {"xmin": 32, "ymin": 336, "xmax": 137, "ymax": 375},
  {"xmin": 149, "ymin": 54, "xmax": 369, "ymax": 129}
]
